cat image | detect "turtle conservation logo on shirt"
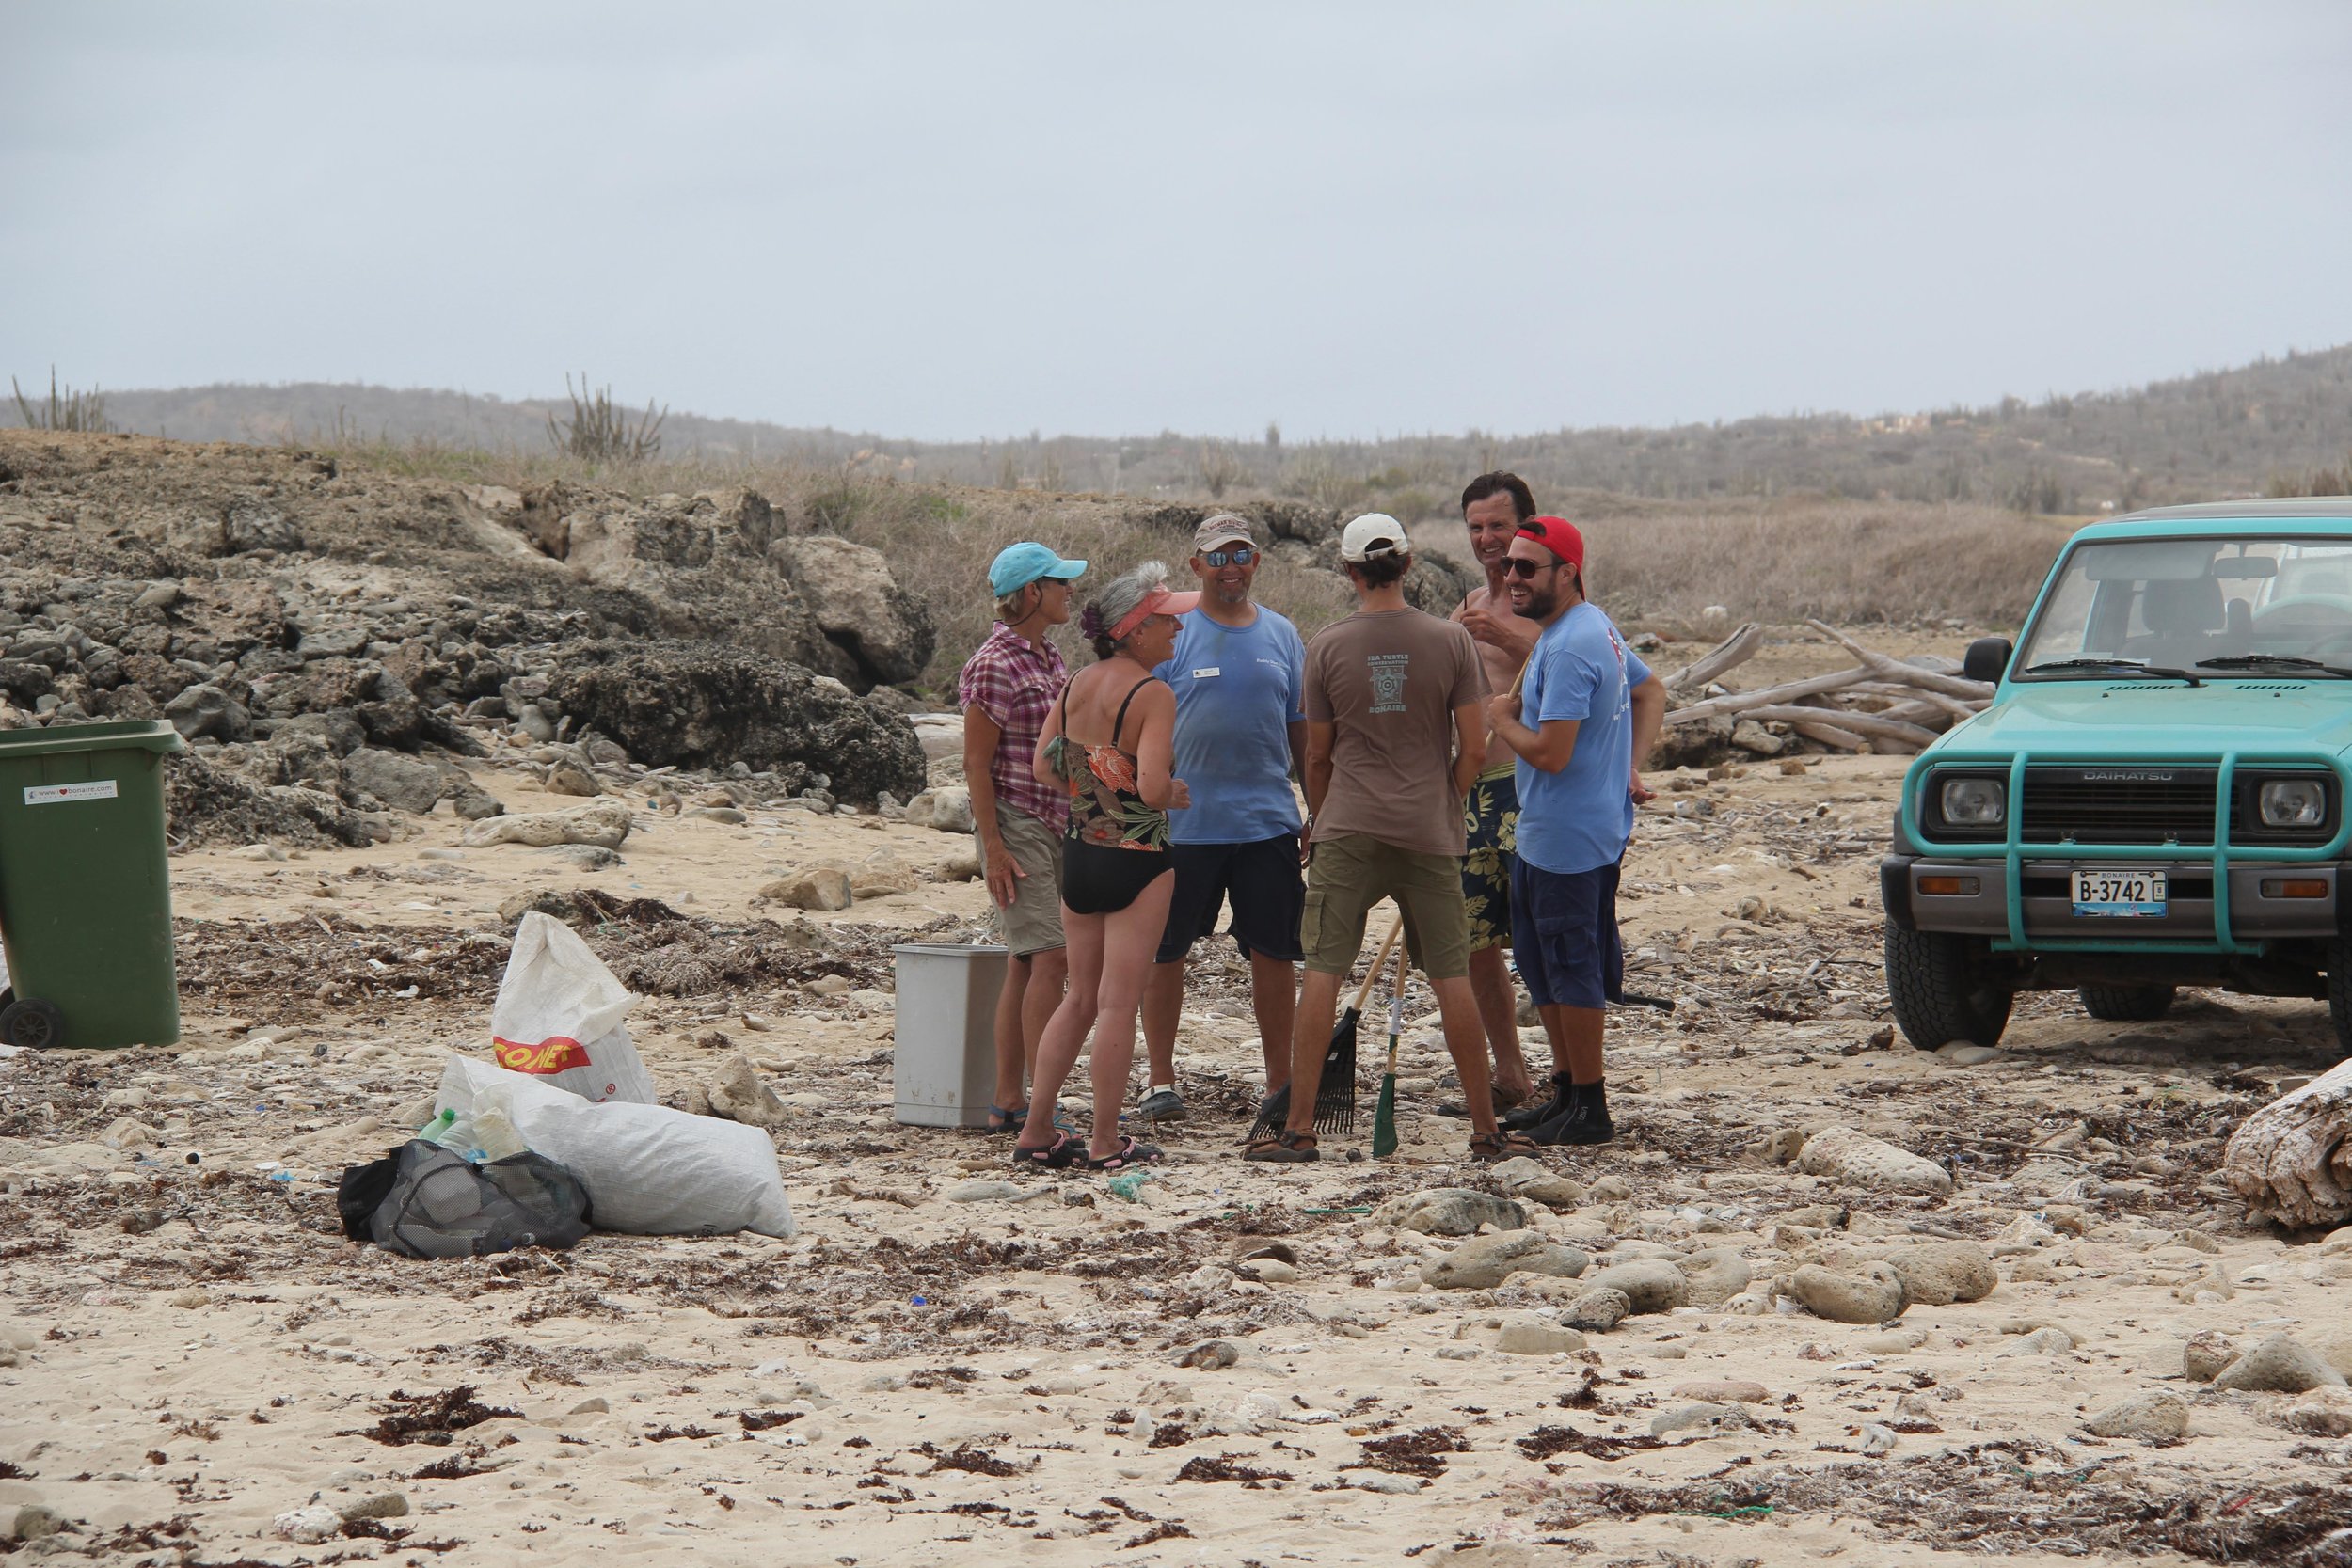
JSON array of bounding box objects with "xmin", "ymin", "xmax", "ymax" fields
[{"xmin": 1367, "ymin": 653, "xmax": 1409, "ymax": 713}]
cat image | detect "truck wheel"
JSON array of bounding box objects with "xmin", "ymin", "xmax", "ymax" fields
[
  {"xmin": 2326, "ymin": 936, "xmax": 2352, "ymax": 1063},
  {"xmin": 2078, "ymin": 984, "xmax": 2175, "ymax": 1022},
  {"xmin": 0, "ymin": 998, "xmax": 65, "ymax": 1050},
  {"xmin": 1883, "ymin": 926, "xmax": 2012, "ymax": 1050}
]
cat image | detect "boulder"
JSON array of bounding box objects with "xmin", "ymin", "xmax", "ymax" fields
[
  {"xmin": 2181, "ymin": 1331, "xmax": 2238, "ymax": 1383},
  {"xmin": 1419, "ymin": 1232, "xmax": 1587, "ymax": 1291},
  {"xmin": 1782, "ymin": 1262, "xmax": 1908, "ymax": 1323},
  {"xmin": 1586, "ymin": 1259, "xmax": 1690, "ymax": 1314},
  {"xmin": 2083, "ymin": 1391, "xmax": 2189, "ymax": 1442},
  {"xmin": 2211, "ymin": 1334, "xmax": 2347, "ymax": 1394},
  {"xmin": 547, "ymin": 759, "xmax": 601, "ymax": 797},
  {"xmin": 1680, "ymin": 1248, "xmax": 1755, "ymax": 1307},
  {"xmin": 1795, "ymin": 1124, "xmax": 1954, "ymax": 1196},
  {"xmin": 1650, "ymin": 1402, "xmax": 1754, "ymax": 1438},
  {"xmin": 1560, "ymin": 1287, "xmax": 1631, "ymax": 1332},
  {"xmin": 924, "ymin": 785, "xmax": 977, "ymax": 833},
  {"xmin": 1372, "ymin": 1187, "xmax": 1528, "ymax": 1237},
  {"xmin": 848, "ymin": 859, "xmax": 918, "ymax": 898},
  {"xmin": 1487, "ymin": 1155, "xmax": 1586, "ymax": 1210},
  {"xmin": 164, "ymin": 682, "xmax": 251, "ymax": 743},
  {"xmin": 699, "ymin": 1055, "xmax": 788, "ymax": 1133},
  {"xmin": 462, "ymin": 799, "xmax": 633, "ymax": 850},
  {"xmin": 1494, "ymin": 1316, "xmax": 1586, "ymax": 1356},
  {"xmin": 546, "ymin": 640, "xmax": 925, "ymax": 805},
  {"xmin": 341, "ymin": 747, "xmax": 446, "ymax": 815},
  {"xmin": 760, "ymin": 868, "xmax": 852, "ymax": 912},
  {"xmin": 1886, "ymin": 1241, "xmax": 1997, "ymax": 1306},
  {"xmin": 772, "ymin": 534, "xmax": 937, "ymax": 687}
]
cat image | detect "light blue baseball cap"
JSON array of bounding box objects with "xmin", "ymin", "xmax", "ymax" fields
[{"xmin": 989, "ymin": 541, "xmax": 1087, "ymax": 597}]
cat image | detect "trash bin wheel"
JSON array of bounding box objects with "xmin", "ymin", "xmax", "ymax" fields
[{"xmin": 0, "ymin": 997, "xmax": 65, "ymax": 1050}]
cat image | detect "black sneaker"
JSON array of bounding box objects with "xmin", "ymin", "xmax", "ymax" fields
[
  {"xmin": 1502, "ymin": 1073, "xmax": 1574, "ymax": 1132},
  {"xmin": 1528, "ymin": 1089, "xmax": 1614, "ymax": 1147}
]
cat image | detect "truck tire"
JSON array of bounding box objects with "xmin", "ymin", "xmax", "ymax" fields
[
  {"xmin": 2078, "ymin": 984, "xmax": 2175, "ymax": 1022},
  {"xmin": 2326, "ymin": 935, "xmax": 2352, "ymax": 1063},
  {"xmin": 1883, "ymin": 925, "xmax": 2012, "ymax": 1050}
]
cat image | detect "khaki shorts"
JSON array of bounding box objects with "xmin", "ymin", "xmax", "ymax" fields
[
  {"xmin": 1301, "ymin": 831, "xmax": 1471, "ymax": 980},
  {"xmin": 977, "ymin": 804, "xmax": 1066, "ymax": 957}
]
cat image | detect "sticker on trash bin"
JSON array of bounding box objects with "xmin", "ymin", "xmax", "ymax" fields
[{"xmin": 24, "ymin": 780, "xmax": 119, "ymax": 805}]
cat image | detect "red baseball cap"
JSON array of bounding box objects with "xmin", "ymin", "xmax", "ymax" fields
[{"xmin": 1516, "ymin": 515, "xmax": 1584, "ymax": 572}]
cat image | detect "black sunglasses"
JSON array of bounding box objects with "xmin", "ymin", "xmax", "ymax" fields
[
  {"xmin": 1502, "ymin": 556, "xmax": 1559, "ymax": 578},
  {"xmin": 1203, "ymin": 546, "xmax": 1256, "ymax": 567}
]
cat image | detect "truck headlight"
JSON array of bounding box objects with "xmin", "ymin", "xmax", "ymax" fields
[
  {"xmin": 2259, "ymin": 778, "xmax": 2328, "ymax": 830},
  {"xmin": 1939, "ymin": 777, "xmax": 2006, "ymax": 827}
]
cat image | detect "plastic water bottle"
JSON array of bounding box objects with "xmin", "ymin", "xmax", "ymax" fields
[
  {"xmin": 471, "ymin": 1105, "xmax": 527, "ymax": 1162},
  {"xmin": 419, "ymin": 1108, "xmax": 456, "ymax": 1144},
  {"xmin": 428, "ymin": 1112, "xmax": 477, "ymax": 1154}
]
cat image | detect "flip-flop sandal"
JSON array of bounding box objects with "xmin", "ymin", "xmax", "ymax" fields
[
  {"xmin": 1085, "ymin": 1136, "xmax": 1163, "ymax": 1171},
  {"xmin": 1468, "ymin": 1130, "xmax": 1542, "ymax": 1164},
  {"xmin": 1009, "ymin": 1132, "xmax": 1082, "ymax": 1170},
  {"xmin": 1244, "ymin": 1129, "xmax": 1320, "ymax": 1164}
]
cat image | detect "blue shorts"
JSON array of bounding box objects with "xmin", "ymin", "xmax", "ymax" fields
[{"xmin": 1510, "ymin": 858, "xmax": 1624, "ymax": 1011}]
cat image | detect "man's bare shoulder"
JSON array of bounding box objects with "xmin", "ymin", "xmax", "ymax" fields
[{"xmin": 1453, "ymin": 583, "xmax": 1500, "ymax": 622}]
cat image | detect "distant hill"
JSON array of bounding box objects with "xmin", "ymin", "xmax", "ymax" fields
[{"xmin": 18, "ymin": 343, "xmax": 2352, "ymax": 513}]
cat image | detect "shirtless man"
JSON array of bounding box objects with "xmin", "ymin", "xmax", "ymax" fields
[{"xmin": 1450, "ymin": 472, "xmax": 1542, "ymax": 1109}]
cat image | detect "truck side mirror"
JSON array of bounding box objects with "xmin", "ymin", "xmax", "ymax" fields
[{"xmin": 1963, "ymin": 636, "xmax": 2012, "ymax": 684}]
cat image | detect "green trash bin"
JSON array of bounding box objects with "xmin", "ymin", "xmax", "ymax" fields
[{"xmin": 0, "ymin": 720, "xmax": 186, "ymax": 1050}]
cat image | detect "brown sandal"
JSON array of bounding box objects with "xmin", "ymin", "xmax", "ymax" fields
[
  {"xmin": 1468, "ymin": 1130, "xmax": 1541, "ymax": 1164},
  {"xmin": 1244, "ymin": 1129, "xmax": 1320, "ymax": 1164}
]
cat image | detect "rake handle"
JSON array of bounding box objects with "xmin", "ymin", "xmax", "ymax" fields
[{"xmin": 1351, "ymin": 914, "xmax": 1406, "ymax": 1012}]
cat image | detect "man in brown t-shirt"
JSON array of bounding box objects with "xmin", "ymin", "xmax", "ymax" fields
[{"xmin": 1248, "ymin": 514, "xmax": 1533, "ymax": 1164}]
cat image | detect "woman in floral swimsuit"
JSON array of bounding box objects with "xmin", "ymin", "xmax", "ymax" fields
[{"xmin": 1011, "ymin": 562, "xmax": 1198, "ymax": 1172}]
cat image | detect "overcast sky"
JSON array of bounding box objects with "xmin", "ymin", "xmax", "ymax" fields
[{"xmin": 6, "ymin": 2, "xmax": 2350, "ymax": 441}]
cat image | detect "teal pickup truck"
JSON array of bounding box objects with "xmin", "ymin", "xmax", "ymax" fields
[{"xmin": 1883, "ymin": 499, "xmax": 2352, "ymax": 1059}]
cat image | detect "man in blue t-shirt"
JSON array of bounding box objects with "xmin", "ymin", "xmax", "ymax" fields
[
  {"xmin": 1137, "ymin": 514, "xmax": 1309, "ymax": 1121},
  {"xmin": 1486, "ymin": 516, "xmax": 1666, "ymax": 1146}
]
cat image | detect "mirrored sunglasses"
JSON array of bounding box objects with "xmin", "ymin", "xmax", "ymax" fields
[{"xmin": 1203, "ymin": 546, "xmax": 1256, "ymax": 567}]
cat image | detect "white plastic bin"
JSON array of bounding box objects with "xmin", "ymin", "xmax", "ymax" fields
[{"xmin": 890, "ymin": 943, "xmax": 1008, "ymax": 1128}]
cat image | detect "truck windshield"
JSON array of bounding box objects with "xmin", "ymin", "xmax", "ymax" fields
[{"xmin": 2015, "ymin": 535, "xmax": 2352, "ymax": 679}]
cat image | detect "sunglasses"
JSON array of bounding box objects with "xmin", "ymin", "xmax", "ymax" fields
[
  {"xmin": 1202, "ymin": 546, "xmax": 1256, "ymax": 567},
  {"xmin": 1502, "ymin": 557, "xmax": 1560, "ymax": 579}
]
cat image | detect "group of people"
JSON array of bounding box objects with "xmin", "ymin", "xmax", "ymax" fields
[{"xmin": 954, "ymin": 474, "xmax": 1665, "ymax": 1173}]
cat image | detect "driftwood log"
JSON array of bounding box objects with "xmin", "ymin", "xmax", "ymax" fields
[
  {"xmin": 2221, "ymin": 1057, "xmax": 2352, "ymax": 1228},
  {"xmin": 1660, "ymin": 622, "xmax": 1762, "ymax": 692},
  {"xmin": 1661, "ymin": 622, "xmax": 1994, "ymax": 754}
]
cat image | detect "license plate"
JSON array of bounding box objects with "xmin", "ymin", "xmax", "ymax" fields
[{"xmin": 2072, "ymin": 869, "xmax": 2168, "ymax": 917}]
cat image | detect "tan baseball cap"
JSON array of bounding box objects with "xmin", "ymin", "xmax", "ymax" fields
[{"xmin": 1193, "ymin": 514, "xmax": 1259, "ymax": 554}]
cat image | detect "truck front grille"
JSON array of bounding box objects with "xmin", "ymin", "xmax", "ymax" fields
[{"xmin": 2019, "ymin": 766, "xmax": 2218, "ymax": 846}]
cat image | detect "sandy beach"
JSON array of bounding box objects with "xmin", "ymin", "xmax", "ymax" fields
[{"xmin": 7, "ymin": 645, "xmax": 2351, "ymax": 1566}]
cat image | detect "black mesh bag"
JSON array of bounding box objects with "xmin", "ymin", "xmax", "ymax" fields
[{"xmin": 342, "ymin": 1139, "xmax": 593, "ymax": 1259}]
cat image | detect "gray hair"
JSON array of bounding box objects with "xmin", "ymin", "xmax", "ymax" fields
[{"xmin": 1084, "ymin": 559, "xmax": 1173, "ymax": 658}]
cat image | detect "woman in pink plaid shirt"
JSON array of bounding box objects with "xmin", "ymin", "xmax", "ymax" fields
[{"xmin": 959, "ymin": 542, "xmax": 1087, "ymax": 1132}]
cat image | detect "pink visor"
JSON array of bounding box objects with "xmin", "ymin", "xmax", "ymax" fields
[{"xmin": 1111, "ymin": 585, "xmax": 1200, "ymax": 641}]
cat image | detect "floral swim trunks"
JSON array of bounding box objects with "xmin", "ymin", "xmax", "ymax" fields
[{"xmin": 1460, "ymin": 764, "xmax": 1518, "ymax": 953}]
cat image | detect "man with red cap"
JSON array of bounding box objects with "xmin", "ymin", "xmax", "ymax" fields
[{"xmin": 1485, "ymin": 516, "xmax": 1666, "ymax": 1145}]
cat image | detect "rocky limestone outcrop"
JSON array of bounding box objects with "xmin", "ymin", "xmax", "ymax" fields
[
  {"xmin": 770, "ymin": 534, "xmax": 935, "ymax": 686},
  {"xmin": 546, "ymin": 640, "xmax": 925, "ymax": 805}
]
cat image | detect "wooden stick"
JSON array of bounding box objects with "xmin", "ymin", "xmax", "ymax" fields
[
  {"xmin": 1848, "ymin": 682, "xmax": 1986, "ymax": 721},
  {"xmin": 1735, "ymin": 705, "xmax": 1942, "ymax": 748},
  {"xmin": 1352, "ymin": 914, "xmax": 1406, "ymax": 1010},
  {"xmin": 1660, "ymin": 622, "xmax": 1762, "ymax": 692},
  {"xmin": 1803, "ymin": 619, "xmax": 1994, "ymax": 701},
  {"xmin": 1665, "ymin": 667, "xmax": 1872, "ymax": 725}
]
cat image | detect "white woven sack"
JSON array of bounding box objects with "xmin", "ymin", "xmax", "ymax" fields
[
  {"xmin": 437, "ymin": 1055, "xmax": 795, "ymax": 1238},
  {"xmin": 487, "ymin": 911, "xmax": 656, "ymax": 1104}
]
